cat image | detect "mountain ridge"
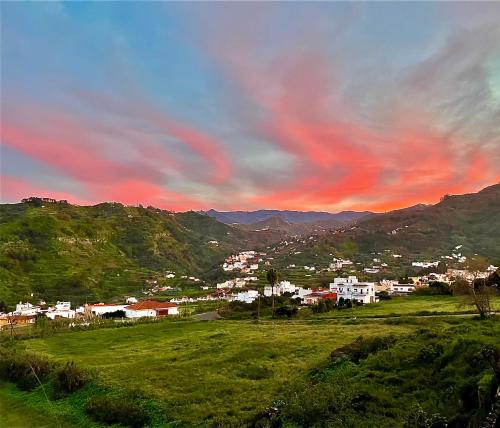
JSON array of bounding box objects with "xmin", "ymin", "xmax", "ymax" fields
[{"xmin": 205, "ymin": 208, "xmax": 372, "ymax": 225}]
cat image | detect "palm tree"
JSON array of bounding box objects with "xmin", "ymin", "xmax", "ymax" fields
[{"xmin": 266, "ymin": 268, "xmax": 278, "ymax": 319}]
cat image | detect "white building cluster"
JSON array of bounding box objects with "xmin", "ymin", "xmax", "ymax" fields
[
  {"xmin": 222, "ymin": 251, "xmax": 261, "ymax": 273},
  {"xmin": 10, "ymin": 301, "xmax": 76, "ymax": 320},
  {"xmin": 329, "ymin": 258, "xmax": 353, "ymax": 271},
  {"xmin": 217, "ymin": 276, "xmax": 258, "ymax": 289}
]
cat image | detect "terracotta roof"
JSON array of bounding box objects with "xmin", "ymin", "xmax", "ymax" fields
[
  {"xmin": 88, "ymin": 303, "xmax": 124, "ymax": 307},
  {"xmin": 305, "ymin": 292, "xmax": 326, "ymax": 298},
  {"xmin": 125, "ymin": 300, "xmax": 177, "ymax": 310},
  {"xmin": 321, "ymin": 293, "xmax": 338, "ymax": 299}
]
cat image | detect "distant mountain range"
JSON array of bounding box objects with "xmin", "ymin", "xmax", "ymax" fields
[{"xmin": 205, "ymin": 209, "xmax": 372, "ymax": 225}]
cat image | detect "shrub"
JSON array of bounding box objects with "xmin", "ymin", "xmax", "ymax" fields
[
  {"xmin": 404, "ymin": 404, "xmax": 447, "ymax": 428},
  {"xmin": 414, "ymin": 282, "xmax": 452, "ymax": 296},
  {"xmin": 0, "ymin": 350, "xmax": 52, "ymax": 391},
  {"xmin": 275, "ymin": 306, "xmax": 298, "ymax": 318},
  {"xmin": 376, "ymin": 291, "xmax": 392, "ymax": 300},
  {"xmin": 53, "ymin": 361, "xmax": 88, "ymax": 395},
  {"xmin": 419, "ymin": 344, "xmax": 444, "ymax": 363},
  {"xmin": 330, "ymin": 335, "xmax": 398, "ymax": 364},
  {"xmin": 85, "ymin": 396, "xmax": 150, "ymax": 428},
  {"xmin": 102, "ymin": 310, "xmax": 126, "ymax": 319}
]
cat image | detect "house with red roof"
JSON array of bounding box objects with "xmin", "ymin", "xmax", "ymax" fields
[
  {"xmin": 303, "ymin": 291, "xmax": 337, "ymax": 305},
  {"xmin": 124, "ymin": 300, "xmax": 178, "ymax": 318}
]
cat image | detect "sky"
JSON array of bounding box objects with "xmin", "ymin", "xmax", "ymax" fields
[{"xmin": 1, "ymin": 2, "xmax": 499, "ymax": 212}]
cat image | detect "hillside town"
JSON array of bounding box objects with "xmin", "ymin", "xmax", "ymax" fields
[{"xmin": 2, "ymin": 255, "xmax": 496, "ymax": 330}]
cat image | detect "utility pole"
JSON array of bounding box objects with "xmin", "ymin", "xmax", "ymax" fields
[{"xmin": 257, "ymin": 292, "xmax": 261, "ymax": 321}]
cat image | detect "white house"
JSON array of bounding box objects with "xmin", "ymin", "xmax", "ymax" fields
[
  {"xmin": 14, "ymin": 302, "xmax": 41, "ymax": 316},
  {"xmin": 85, "ymin": 303, "xmax": 128, "ymax": 317},
  {"xmin": 264, "ymin": 285, "xmax": 281, "ymax": 297},
  {"xmin": 124, "ymin": 300, "xmax": 178, "ymax": 318},
  {"xmin": 277, "ymin": 280, "xmax": 296, "ymax": 294},
  {"xmin": 45, "ymin": 302, "xmax": 76, "ymax": 320},
  {"xmin": 217, "ymin": 279, "xmax": 235, "ymax": 289},
  {"xmin": 303, "ymin": 292, "xmax": 324, "ymax": 305},
  {"xmin": 412, "ymin": 261, "xmax": 439, "ymax": 268},
  {"xmin": 390, "ymin": 284, "xmax": 416, "ymax": 295},
  {"xmin": 292, "ymin": 287, "xmax": 312, "ymax": 300},
  {"xmin": 329, "ymin": 277, "xmax": 376, "ymax": 304},
  {"xmin": 235, "ymin": 290, "xmax": 259, "ymax": 304},
  {"xmin": 264, "ymin": 280, "xmax": 301, "ymax": 297}
]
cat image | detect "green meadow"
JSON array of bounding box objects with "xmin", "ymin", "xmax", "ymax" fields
[
  {"xmin": 0, "ymin": 386, "xmax": 76, "ymax": 428},
  {"xmin": 20, "ymin": 319, "xmax": 412, "ymax": 424},
  {"xmin": 312, "ymin": 295, "xmax": 500, "ymax": 318}
]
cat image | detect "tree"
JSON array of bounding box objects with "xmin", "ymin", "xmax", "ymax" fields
[
  {"xmin": 266, "ymin": 268, "xmax": 278, "ymax": 319},
  {"xmin": 453, "ymin": 277, "xmax": 493, "ymax": 318},
  {"xmin": 466, "ymin": 256, "xmax": 489, "ymax": 277},
  {"xmin": 0, "ymin": 300, "xmax": 9, "ymax": 313},
  {"xmin": 462, "ymin": 256, "xmax": 493, "ymax": 318}
]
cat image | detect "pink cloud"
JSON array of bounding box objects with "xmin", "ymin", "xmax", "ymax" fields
[{"xmin": 0, "ymin": 175, "xmax": 90, "ymax": 205}]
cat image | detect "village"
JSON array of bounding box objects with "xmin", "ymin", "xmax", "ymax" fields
[{"xmin": 1, "ymin": 245, "xmax": 496, "ymax": 330}]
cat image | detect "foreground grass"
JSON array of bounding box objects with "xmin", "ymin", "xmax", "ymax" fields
[
  {"xmin": 270, "ymin": 317, "xmax": 500, "ymax": 427},
  {"xmin": 0, "ymin": 384, "xmax": 78, "ymax": 428},
  {"xmin": 21, "ymin": 319, "xmax": 412, "ymax": 424}
]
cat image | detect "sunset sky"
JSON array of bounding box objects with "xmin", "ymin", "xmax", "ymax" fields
[{"xmin": 1, "ymin": 2, "xmax": 499, "ymax": 212}]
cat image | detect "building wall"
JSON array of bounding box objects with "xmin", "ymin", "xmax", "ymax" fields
[{"xmin": 125, "ymin": 309, "xmax": 156, "ymax": 318}]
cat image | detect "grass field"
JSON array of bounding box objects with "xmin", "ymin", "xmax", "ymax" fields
[
  {"xmin": 21, "ymin": 319, "xmax": 412, "ymax": 424},
  {"xmin": 0, "ymin": 384, "xmax": 78, "ymax": 428},
  {"xmin": 2, "ymin": 295, "xmax": 499, "ymax": 426},
  {"xmin": 313, "ymin": 295, "xmax": 500, "ymax": 318}
]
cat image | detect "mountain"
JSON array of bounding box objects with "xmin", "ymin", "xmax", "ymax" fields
[
  {"xmin": 0, "ymin": 200, "xmax": 282, "ymax": 306},
  {"xmin": 272, "ymin": 184, "xmax": 500, "ymax": 266},
  {"xmin": 238, "ymin": 216, "xmax": 311, "ymax": 237},
  {"xmin": 239, "ymin": 212, "xmax": 372, "ymax": 237},
  {"xmin": 345, "ymin": 184, "xmax": 500, "ymax": 258},
  {"xmin": 205, "ymin": 209, "xmax": 372, "ymax": 225}
]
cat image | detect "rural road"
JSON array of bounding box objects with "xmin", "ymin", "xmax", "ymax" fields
[{"xmin": 194, "ymin": 311, "xmax": 222, "ymax": 321}]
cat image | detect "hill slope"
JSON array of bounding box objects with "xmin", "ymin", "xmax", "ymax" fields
[
  {"xmin": 0, "ymin": 200, "xmax": 279, "ymax": 305},
  {"xmin": 272, "ymin": 184, "xmax": 500, "ymax": 267}
]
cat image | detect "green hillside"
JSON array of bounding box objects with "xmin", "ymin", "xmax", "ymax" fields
[
  {"xmin": 346, "ymin": 183, "xmax": 500, "ymax": 258},
  {"xmin": 271, "ymin": 184, "xmax": 500, "ymax": 269},
  {"xmin": 0, "ymin": 199, "xmax": 277, "ymax": 306}
]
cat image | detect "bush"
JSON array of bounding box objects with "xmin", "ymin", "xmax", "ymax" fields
[
  {"xmin": 330, "ymin": 335, "xmax": 398, "ymax": 364},
  {"xmin": 275, "ymin": 306, "xmax": 298, "ymax": 319},
  {"xmin": 85, "ymin": 396, "xmax": 150, "ymax": 428},
  {"xmin": 53, "ymin": 361, "xmax": 88, "ymax": 395},
  {"xmin": 376, "ymin": 291, "xmax": 392, "ymax": 300},
  {"xmin": 102, "ymin": 310, "xmax": 126, "ymax": 319},
  {"xmin": 419, "ymin": 344, "xmax": 444, "ymax": 362},
  {"xmin": 414, "ymin": 282, "xmax": 452, "ymax": 296},
  {"xmin": 0, "ymin": 350, "xmax": 52, "ymax": 391},
  {"xmin": 404, "ymin": 404, "xmax": 447, "ymax": 428}
]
